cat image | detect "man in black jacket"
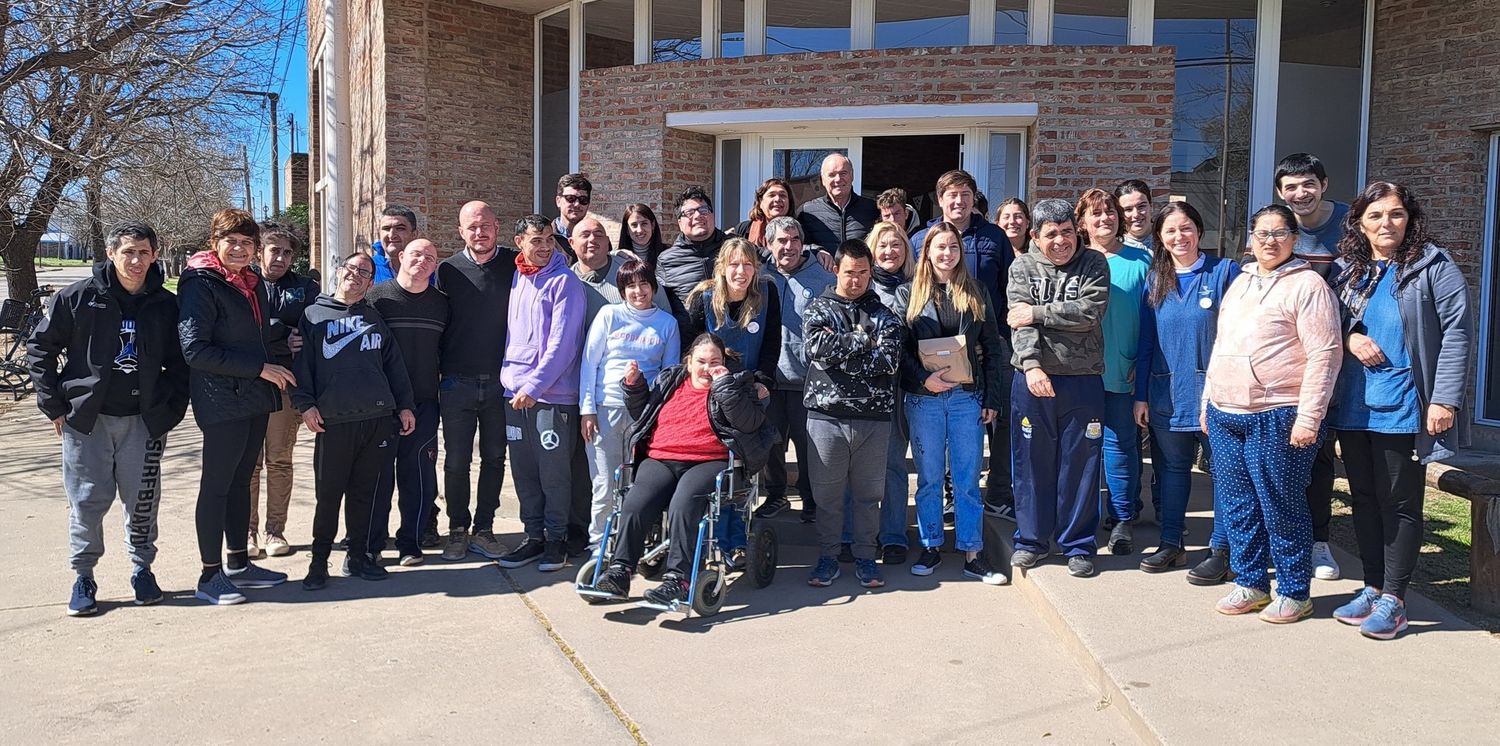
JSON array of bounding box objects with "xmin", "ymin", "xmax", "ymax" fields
[
  {"xmin": 796, "ymin": 154, "xmax": 879, "ymax": 251},
  {"xmin": 292, "ymin": 253, "xmax": 416, "ymax": 589},
  {"xmin": 27, "ymin": 222, "xmax": 190, "ymax": 616},
  {"xmin": 655, "ymin": 186, "xmax": 728, "ymax": 337},
  {"xmin": 248, "ymin": 223, "xmax": 319, "ymax": 559}
]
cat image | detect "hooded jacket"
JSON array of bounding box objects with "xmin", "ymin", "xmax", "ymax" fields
[
  {"xmin": 27, "ymin": 262, "xmax": 189, "ymax": 438},
  {"xmin": 623, "ymin": 365, "xmax": 778, "ymax": 473},
  {"xmin": 177, "ymin": 251, "xmax": 282, "ymax": 426},
  {"xmin": 656, "ymin": 228, "xmax": 728, "ymax": 330},
  {"xmin": 501, "ymin": 250, "xmax": 586, "ymax": 404},
  {"xmin": 290, "ymin": 294, "xmax": 415, "ymax": 424},
  {"xmin": 1203, "ymin": 258, "xmax": 1342, "ymax": 431},
  {"xmin": 765, "ymin": 251, "xmax": 836, "ymax": 390},
  {"xmin": 802, "ymin": 287, "xmax": 905, "ymax": 420},
  {"xmin": 262, "ymin": 269, "xmax": 320, "ymax": 367},
  {"xmin": 912, "ymin": 214, "xmax": 1015, "ymax": 333},
  {"xmin": 1332, "ymin": 244, "xmax": 1472, "ymax": 463},
  {"xmin": 1007, "ymin": 244, "xmax": 1110, "ymax": 376}
]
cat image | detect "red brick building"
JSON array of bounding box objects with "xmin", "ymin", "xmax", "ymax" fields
[{"xmin": 308, "ymin": 0, "xmax": 1500, "ymax": 448}]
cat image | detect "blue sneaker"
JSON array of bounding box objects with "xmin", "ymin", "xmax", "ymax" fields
[
  {"xmin": 67, "ymin": 576, "xmax": 98, "ymax": 617},
  {"xmin": 1359, "ymin": 594, "xmax": 1408, "ymax": 640},
  {"xmin": 854, "ymin": 559, "xmax": 885, "ymax": 588},
  {"xmin": 131, "ymin": 569, "xmax": 163, "ymax": 606},
  {"xmin": 225, "ymin": 562, "xmax": 288, "ymax": 589},
  {"xmin": 195, "ymin": 571, "xmax": 247, "ymax": 605},
  {"xmin": 1333, "ymin": 586, "xmax": 1380, "ymax": 625},
  {"xmin": 807, "ymin": 556, "xmax": 840, "ymax": 587}
]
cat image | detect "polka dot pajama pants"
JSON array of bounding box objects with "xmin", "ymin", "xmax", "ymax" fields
[{"xmin": 1206, "ymin": 405, "xmax": 1321, "ymax": 601}]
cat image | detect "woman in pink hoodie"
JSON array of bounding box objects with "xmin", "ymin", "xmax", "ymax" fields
[{"xmin": 1201, "ymin": 204, "xmax": 1342, "ymax": 624}]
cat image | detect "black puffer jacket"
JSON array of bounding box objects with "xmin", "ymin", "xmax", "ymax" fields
[
  {"xmin": 177, "ymin": 258, "xmax": 281, "ymax": 426},
  {"xmin": 26, "ymin": 262, "xmax": 189, "ymax": 438},
  {"xmin": 656, "ymin": 229, "xmax": 728, "ymax": 330},
  {"xmin": 623, "ymin": 365, "xmax": 778, "ymax": 473}
]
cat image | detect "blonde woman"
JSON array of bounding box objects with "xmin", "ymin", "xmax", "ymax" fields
[{"xmin": 866, "ymin": 222, "xmax": 915, "ymax": 564}]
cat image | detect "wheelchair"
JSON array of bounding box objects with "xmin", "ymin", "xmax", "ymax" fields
[{"xmin": 575, "ymin": 451, "xmax": 778, "ymax": 617}]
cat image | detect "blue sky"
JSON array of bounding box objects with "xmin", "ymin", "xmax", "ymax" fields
[{"xmin": 243, "ymin": 12, "xmax": 309, "ymax": 219}]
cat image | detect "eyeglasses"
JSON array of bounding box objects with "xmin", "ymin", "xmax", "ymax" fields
[
  {"xmin": 560, "ymin": 194, "xmax": 591, "ymax": 205},
  {"xmin": 1252, "ymin": 229, "xmax": 1294, "ymax": 242},
  {"xmin": 678, "ymin": 206, "xmax": 713, "ymax": 218},
  {"xmin": 341, "ymin": 263, "xmax": 374, "ymax": 280}
]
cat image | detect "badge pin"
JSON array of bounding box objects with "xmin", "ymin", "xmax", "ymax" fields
[
  {"xmin": 1199, "ymin": 297, "xmax": 1213, "ymax": 309},
  {"xmin": 747, "ymin": 321, "xmax": 761, "ymax": 334}
]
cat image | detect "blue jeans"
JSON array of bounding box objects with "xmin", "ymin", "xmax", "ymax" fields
[
  {"xmin": 1152, "ymin": 428, "xmax": 1224, "ymax": 550},
  {"xmin": 842, "ymin": 404, "xmax": 911, "ymax": 548},
  {"xmin": 906, "ymin": 389, "xmax": 984, "ymax": 552},
  {"xmin": 1100, "ymin": 391, "xmax": 1141, "ymax": 523}
]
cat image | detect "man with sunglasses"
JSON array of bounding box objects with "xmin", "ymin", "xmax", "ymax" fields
[
  {"xmin": 292, "ymin": 253, "xmax": 416, "ymax": 589},
  {"xmin": 552, "ymin": 173, "xmax": 592, "ymax": 264}
]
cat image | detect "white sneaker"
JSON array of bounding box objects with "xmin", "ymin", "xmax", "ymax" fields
[
  {"xmin": 246, "ymin": 532, "xmax": 266, "ymax": 560},
  {"xmin": 1311, "ymin": 541, "xmax": 1340, "ymax": 580},
  {"xmin": 264, "ymin": 533, "xmax": 292, "ymax": 557}
]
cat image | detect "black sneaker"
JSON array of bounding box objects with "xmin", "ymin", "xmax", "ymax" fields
[
  {"xmin": 984, "ymin": 501, "xmax": 1016, "ymax": 523},
  {"xmin": 419, "ymin": 525, "xmax": 442, "ymax": 549},
  {"xmin": 538, "ymin": 540, "xmax": 568, "ymax": 572},
  {"xmin": 303, "ymin": 560, "xmax": 329, "ymax": 590},
  {"xmin": 837, "ymin": 543, "xmax": 855, "ymax": 563},
  {"xmin": 963, "ymin": 556, "xmax": 1009, "ymax": 585},
  {"xmin": 642, "ymin": 574, "xmax": 689, "ymax": 606},
  {"xmin": 595, "ymin": 565, "xmax": 632, "ymax": 598},
  {"xmin": 800, "ymin": 503, "xmax": 817, "ymax": 524},
  {"xmin": 880, "ymin": 545, "xmax": 908, "ymax": 566},
  {"xmin": 496, "ymin": 538, "xmax": 546, "ymax": 568},
  {"xmin": 1108, "ymin": 523, "xmax": 1134, "ymax": 555},
  {"xmin": 347, "ymin": 553, "xmax": 389, "ymax": 581},
  {"xmin": 1187, "ymin": 548, "xmax": 1232, "ymax": 586},
  {"xmin": 910, "ymin": 547, "xmax": 942, "ymax": 576},
  {"xmin": 754, "ymin": 495, "xmax": 790, "ymax": 519},
  {"xmin": 1067, "ymin": 555, "xmax": 1096, "ymax": 578}
]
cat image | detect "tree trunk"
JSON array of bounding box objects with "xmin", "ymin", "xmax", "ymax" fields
[
  {"xmin": 86, "ymin": 174, "xmax": 106, "ymax": 261},
  {"xmin": 1, "ymin": 227, "xmax": 44, "ymax": 301}
]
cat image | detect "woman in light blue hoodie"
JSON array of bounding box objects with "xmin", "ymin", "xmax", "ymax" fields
[{"xmin": 579, "ymin": 260, "xmax": 680, "ymax": 547}]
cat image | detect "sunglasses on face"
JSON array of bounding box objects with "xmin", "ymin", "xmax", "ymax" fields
[{"xmin": 560, "ymin": 194, "xmax": 591, "ymax": 205}]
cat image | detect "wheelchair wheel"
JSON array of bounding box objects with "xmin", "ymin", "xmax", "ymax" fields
[
  {"xmin": 575, "ymin": 558, "xmax": 607, "ymax": 605},
  {"xmin": 691, "ymin": 570, "xmax": 725, "ymax": 617},
  {"xmin": 747, "ymin": 526, "xmax": 777, "ymax": 588}
]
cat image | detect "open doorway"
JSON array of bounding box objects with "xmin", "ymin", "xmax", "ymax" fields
[{"xmin": 862, "ymin": 134, "xmax": 963, "ymax": 224}]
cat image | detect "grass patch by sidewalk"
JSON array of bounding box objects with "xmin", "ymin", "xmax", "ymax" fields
[
  {"xmin": 1329, "ymin": 479, "xmax": 1499, "ymax": 634},
  {"xmin": 34, "ymin": 258, "xmax": 91, "ymax": 267}
]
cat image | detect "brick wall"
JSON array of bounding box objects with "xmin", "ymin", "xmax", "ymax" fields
[
  {"xmin": 285, "ymin": 153, "xmax": 309, "ymax": 206},
  {"xmin": 1368, "ymin": 0, "xmax": 1500, "ymax": 447},
  {"xmin": 579, "ymin": 46, "xmax": 1176, "ymax": 239},
  {"xmin": 308, "ymin": 0, "xmax": 534, "ymax": 261}
]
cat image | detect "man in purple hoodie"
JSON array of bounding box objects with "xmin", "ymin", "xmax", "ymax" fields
[{"xmin": 496, "ymin": 214, "xmax": 587, "ymax": 572}]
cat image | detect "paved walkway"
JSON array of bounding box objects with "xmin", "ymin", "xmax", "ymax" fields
[{"xmin": 0, "ymin": 404, "xmax": 1130, "ymax": 744}]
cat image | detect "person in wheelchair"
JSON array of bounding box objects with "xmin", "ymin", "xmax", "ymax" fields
[{"xmin": 593, "ymin": 332, "xmax": 776, "ymax": 605}]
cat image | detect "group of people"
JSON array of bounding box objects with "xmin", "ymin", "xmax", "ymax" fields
[{"xmin": 29, "ymin": 152, "xmax": 1471, "ymax": 640}]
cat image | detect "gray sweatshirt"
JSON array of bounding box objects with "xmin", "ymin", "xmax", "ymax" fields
[
  {"xmin": 1007, "ymin": 244, "xmax": 1110, "ymax": 376},
  {"xmin": 765, "ymin": 252, "xmax": 836, "ymax": 390}
]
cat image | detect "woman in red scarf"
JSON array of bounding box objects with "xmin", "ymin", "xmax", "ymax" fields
[{"xmin": 177, "ymin": 209, "xmax": 297, "ymax": 604}]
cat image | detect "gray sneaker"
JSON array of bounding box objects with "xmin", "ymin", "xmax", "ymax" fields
[
  {"xmin": 469, "ymin": 529, "xmax": 506, "ymax": 559},
  {"xmin": 1108, "ymin": 523, "xmax": 1134, "ymax": 555},
  {"xmin": 1010, "ymin": 549, "xmax": 1048, "ymax": 569},
  {"xmin": 441, "ymin": 529, "xmax": 469, "ymax": 562},
  {"xmin": 1067, "ymin": 555, "xmax": 1096, "ymax": 577}
]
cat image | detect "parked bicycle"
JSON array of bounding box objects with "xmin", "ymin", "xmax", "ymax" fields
[{"xmin": 0, "ymin": 286, "xmax": 57, "ymax": 398}]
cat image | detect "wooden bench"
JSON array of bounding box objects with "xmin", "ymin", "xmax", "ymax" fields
[{"xmin": 1426, "ymin": 460, "xmax": 1500, "ymax": 616}]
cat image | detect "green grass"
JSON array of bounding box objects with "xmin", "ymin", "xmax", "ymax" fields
[
  {"xmin": 163, "ymin": 277, "xmax": 179, "ymax": 294},
  {"xmin": 34, "ymin": 258, "xmax": 91, "ymax": 267},
  {"xmin": 1329, "ymin": 479, "xmax": 1497, "ymax": 633}
]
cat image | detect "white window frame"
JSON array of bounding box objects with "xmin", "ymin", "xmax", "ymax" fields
[
  {"xmin": 1478, "ymin": 132, "xmax": 1500, "ymax": 425},
  {"xmin": 758, "ymin": 136, "xmax": 866, "ymax": 197}
]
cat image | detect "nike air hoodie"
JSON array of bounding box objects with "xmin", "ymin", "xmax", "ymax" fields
[{"xmin": 291, "ymin": 294, "xmax": 416, "ymax": 425}]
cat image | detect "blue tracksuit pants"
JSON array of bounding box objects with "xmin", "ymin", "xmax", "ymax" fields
[
  {"xmin": 1206, "ymin": 405, "xmax": 1321, "ymax": 600},
  {"xmin": 1011, "ymin": 372, "xmax": 1104, "ymax": 557}
]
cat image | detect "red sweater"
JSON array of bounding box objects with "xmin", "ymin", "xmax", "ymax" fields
[{"xmin": 647, "ymin": 380, "xmax": 729, "ymax": 462}]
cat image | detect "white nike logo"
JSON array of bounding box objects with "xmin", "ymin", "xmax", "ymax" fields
[{"xmin": 322, "ymin": 325, "xmax": 375, "ymax": 358}]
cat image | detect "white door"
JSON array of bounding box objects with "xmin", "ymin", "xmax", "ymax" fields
[{"xmin": 759, "ymin": 137, "xmax": 863, "ymax": 212}]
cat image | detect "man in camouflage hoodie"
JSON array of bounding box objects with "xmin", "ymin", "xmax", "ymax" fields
[{"xmin": 801, "ymin": 240, "xmax": 906, "ymax": 590}]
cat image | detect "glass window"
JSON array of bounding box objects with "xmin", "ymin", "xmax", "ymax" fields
[
  {"xmin": 1155, "ymin": 0, "xmax": 1257, "ymax": 254},
  {"xmin": 995, "ymin": 0, "xmax": 1029, "ymax": 45},
  {"xmin": 1483, "ymin": 134, "xmax": 1500, "ymax": 421},
  {"xmin": 874, "ymin": 0, "xmax": 969, "ymax": 50},
  {"xmin": 720, "ymin": 139, "xmax": 743, "ymax": 225},
  {"xmin": 1275, "ymin": 0, "xmax": 1367, "ymax": 202},
  {"xmin": 771, "ymin": 146, "xmax": 850, "ymax": 207},
  {"xmin": 539, "ymin": 9, "xmax": 571, "ymax": 213},
  {"xmin": 652, "ymin": 0, "xmax": 702, "ymax": 63},
  {"xmin": 766, "ymin": 1, "xmax": 851, "ymax": 55},
  {"xmin": 722, "ymin": 0, "xmax": 745, "ymax": 58},
  {"xmin": 584, "ymin": 0, "xmax": 634, "ymax": 70},
  {"xmin": 1053, "ymin": 0, "xmax": 1128, "ymax": 45},
  {"xmin": 989, "ymin": 132, "xmax": 1025, "ymax": 204}
]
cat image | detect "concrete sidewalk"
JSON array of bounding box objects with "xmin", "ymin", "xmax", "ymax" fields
[{"xmin": 0, "ymin": 403, "xmax": 1132, "ymax": 745}]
